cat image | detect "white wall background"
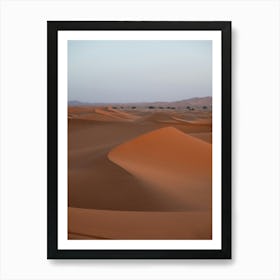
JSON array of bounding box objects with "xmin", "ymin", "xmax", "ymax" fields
[{"xmin": 0, "ymin": 0, "xmax": 279, "ymax": 279}]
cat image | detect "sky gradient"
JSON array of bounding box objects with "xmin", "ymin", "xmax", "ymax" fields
[{"xmin": 68, "ymin": 40, "xmax": 212, "ymax": 103}]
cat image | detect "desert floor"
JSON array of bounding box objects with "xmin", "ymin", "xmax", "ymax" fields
[{"xmin": 68, "ymin": 106, "xmax": 212, "ymax": 239}]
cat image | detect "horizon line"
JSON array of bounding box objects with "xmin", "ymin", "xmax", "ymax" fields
[{"xmin": 68, "ymin": 96, "xmax": 212, "ymax": 105}]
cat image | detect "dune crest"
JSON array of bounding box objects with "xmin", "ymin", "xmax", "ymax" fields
[
  {"xmin": 108, "ymin": 127, "xmax": 212, "ymax": 210},
  {"xmin": 68, "ymin": 106, "xmax": 140, "ymax": 122},
  {"xmin": 95, "ymin": 107, "xmax": 138, "ymax": 121}
]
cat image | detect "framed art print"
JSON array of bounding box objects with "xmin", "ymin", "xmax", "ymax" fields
[{"xmin": 47, "ymin": 21, "xmax": 231, "ymax": 259}]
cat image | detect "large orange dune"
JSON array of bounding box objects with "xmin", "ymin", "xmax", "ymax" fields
[{"xmin": 108, "ymin": 127, "xmax": 212, "ymax": 210}]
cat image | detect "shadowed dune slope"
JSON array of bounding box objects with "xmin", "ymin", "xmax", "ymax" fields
[
  {"xmin": 108, "ymin": 127, "xmax": 212, "ymax": 210},
  {"xmin": 68, "ymin": 121, "xmax": 199, "ymax": 211}
]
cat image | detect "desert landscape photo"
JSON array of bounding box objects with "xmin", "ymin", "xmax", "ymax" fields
[{"xmin": 67, "ymin": 40, "xmax": 213, "ymax": 240}]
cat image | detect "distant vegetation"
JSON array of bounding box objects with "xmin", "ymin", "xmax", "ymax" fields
[
  {"xmin": 131, "ymin": 106, "xmax": 136, "ymax": 109},
  {"xmin": 148, "ymin": 106, "xmax": 155, "ymax": 109},
  {"xmin": 186, "ymin": 106, "xmax": 194, "ymax": 111}
]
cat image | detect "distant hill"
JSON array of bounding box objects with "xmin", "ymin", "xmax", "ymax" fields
[
  {"xmin": 68, "ymin": 100, "xmax": 91, "ymax": 106},
  {"xmin": 177, "ymin": 97, "xmax": 212, "ymax": 107},
  {"xmin": 144, "ymin": 97, "xmax": 212, "ymax": 108},
  {"xmin": 68, "ymin": 96, "xmax": 212, "ymax": 109}
]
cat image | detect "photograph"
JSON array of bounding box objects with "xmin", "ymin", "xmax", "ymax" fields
[
  {"xmin": 68, "ymin": 40, "xmax": 213, "ymax": 240},
  {"xmin": 47, "ymin": 21, "xmax": 231, "ymax": 259}
]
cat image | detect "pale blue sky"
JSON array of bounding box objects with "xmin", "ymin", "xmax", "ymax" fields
[{"xmin": 68, "ymin": 40, "xmax": 212, "ymax": 103}]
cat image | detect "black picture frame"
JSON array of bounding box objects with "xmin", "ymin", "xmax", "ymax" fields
[{"xmin": 47, "ymin": 21, "xmax": 231, "ymax": 259}]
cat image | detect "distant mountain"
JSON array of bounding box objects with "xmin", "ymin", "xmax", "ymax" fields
[
  {"xmin": 68, "ymin": 96, "xmax": 212, "ymax": 108},
  {"xmin": 143, "ymin": 97, "xmax": 212, "ymax": 108},
  {"xmin": 68, "ymin": 100, "xmax": 119, "ymax": 107},
  {"xmin": 68, "ymin": 100, "xmax": 90, "ymax": 106},
  {"xmin": 176, "ymin": 97, "xmax": 212, "ymax": 107}
]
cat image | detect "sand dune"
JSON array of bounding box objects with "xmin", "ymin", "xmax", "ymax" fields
[
  {"xmin": 107, "ymin": 106, "xmax": 140, "ymax": 120},
  {"xmin": 68, "ymin": 107, "xmax": 140, "ymax": 122},
  {"xmin": 94, "ymin": 107, "xmax": 138, "ymax": 121},
  {"xmin": 140, "ymin": 112, "xmax": 212, "ymax": 141},
  {"xmin": 172, "ymin": 116, "xmax": 212, "ymax": 125},
  {"xmin": 108, "ymin": 127, "xmax": 212, "ymax": 210},
  {"xmin": 68, "ymin": 120, "xmax": 191, "ymax": 211},
  {"xmin": 68, "ymin": 106, "xmax": 213, "ymax": 239},
  {"xmin": 68, "ymin": 207, "xmax": 212, "ymax": 239},
  {"xmin": 189, "ymin": 132, "xmax": 212, "ymax": 143}
]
